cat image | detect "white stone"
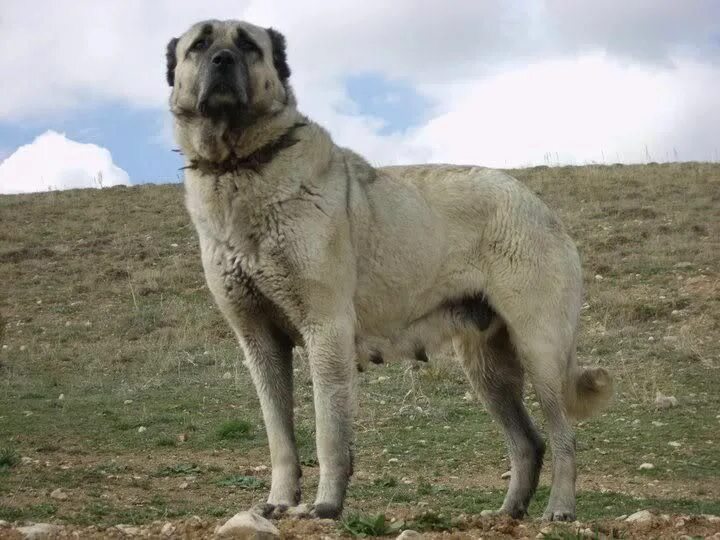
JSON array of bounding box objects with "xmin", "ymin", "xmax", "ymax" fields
[
  {"xmin": 50, "ymin": 488, "xmax": 68, "ymax": 500},
  {"xmin": 58, "ymin": 394, "xmax": 64, "ymax": 400},
  {"xmin": 396, "ymin": 531, "xmax": 423, "ymax": 539},
  {"xmin": 594, "ymin": 274, "xmax": 604, "ymax": 281},
  {"xmin": 501, "ymin": 470, "xmax": 512, "ymax": 479},
  {"xmin": 668, "ymin": 441, "xmax": 681, "ymax": 448},
  {"xmin": 0, "ymin": 520, "xmax": 9, "ymax": 528},
  {"xmin": 626, "ymin": 510, "xmax": 653, "ymax": 523},
  {"xmin": 161, "ymin": 522, "xmax": 175, "ymax": 536},
  {"xmin": 462, "ymin": 391, "xmax": 474, "ymax": 402},
  {"xmin": 137, "ymin": 426, "xmax": 147, "ymax": 433},
  {"xmin": 654, "ymin": 392, "xmax": 678, "ymax": 409},
  {"xmin": 123, "ymin": 400, "xmax": 133, "ymax": 405},
  {"xmin": 638, "ymin": 463, "xmax": 654, "ymax": 471},
  {"xmin": 388, "ymin": 458, "xmax": 399, "ymax": 463},
  {"xmin": 215, "ymin": 511, "xmax": 279, "ymax": 539},
  {"xmin": 115, "ymin": 524, "xmax": 141, "ymax": 536},
  {"xmin": 16, "ymin": 523, "xmax": 61, "ymax": 539}
]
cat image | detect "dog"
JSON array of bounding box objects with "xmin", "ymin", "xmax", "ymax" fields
[{"xmin": 165, "ymin": 19, "xmax": 613, "ymax": 521}]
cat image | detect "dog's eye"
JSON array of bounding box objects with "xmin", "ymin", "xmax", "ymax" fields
[{"xmin": 190, "ymin": 38, "xmax": 209, "ymax": 52}]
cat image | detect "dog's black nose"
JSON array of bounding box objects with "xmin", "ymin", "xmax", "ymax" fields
[{"xmin": 211, "ymin": 49, "xmax": 236, "ymax": 67}]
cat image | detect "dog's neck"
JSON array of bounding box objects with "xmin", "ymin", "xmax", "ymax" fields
[{"xmin": 173, "ymin": 104, "xmax": 307, "ymax": 169}]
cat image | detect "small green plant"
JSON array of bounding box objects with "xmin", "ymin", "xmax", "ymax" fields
[
  {"xmin": 155, "ymin": 463, "xmax": 201, "ymax": 477},
  {"xmin": 407, "ymin": 511, "xmax": 455, "ymax": 532},
  {"xmin": 217, "ymin": 419, "xmax": 253, "ymax": 440},
  {"xmin": 0, "ymin": 448, "xmax": 20, "ymax": 471},
  {"xmin": 339, "ymin": 513, "xmax": 404, "ymax": 537},
  {"xmin": 216, "ymin": 475, "xmax": 266, "ymax": 490},
  {"xmin": 372, "ymin": 475, "xmax": 398, "ymax": 488},
  {"xmin": 154, "ymin": 436, "xmax": 176, "ymax": 448}
]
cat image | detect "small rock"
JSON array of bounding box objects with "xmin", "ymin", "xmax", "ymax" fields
[
  {"xmin": 170, "ymin": 243, "xmax": 179, "ymax": 248},
  {"xmin": 674, "ymin": 261, "xmax": 693, "ymax": 269},
  {"xmin": 396, "ymin": 531, "xmax": 423, "ymax": 539},
  {"xmin": 179, "ymin": 481, "xmax": 189, "ymax": 489},
  {"xmin": 123, "ymin": 399, "xmax": 133, "ymax": 405},
  {"xmin": 50, "ymin": 488, "xmax": 69, "ymax": 500},
  {"xmin": 137, "ymin": 426, "xmax": 147, "ymax": 433},
  {"xmin": 655, "ymin": 391, "xmax": 678, "ymax": 409},
  {"xmin": 462, "ymin": 391, "xmax": 474, "ymax": 402},
  {"xmin": 638, "ymin": 463, "xmax": 654, "ymax": 471},
  {"xmin": 651, "ymin": 421, "xmax": 666, "ymax": 427},
  {"xmin": 670, "ymin": 309, "xmax": 683, "ymax": 318},
  {"xmin": 21, "ymin": 456, "xmax": 34, "ymax": 465},
  {"xmin": 594, "ymin": 274, "xmax": 604, "ymax": 281},
  {"xmin": 626, "ymin": 509, "xmax": 653, "ymax": 524},
  {"xmin": 19, "ymin": 345, "xmax": 27, "ymax": 351},
  {"xmin": 115, "ymin": 524, "xmax": 141, "ymax": 536},
  {"xmin": 215, "ymin": 511, "xmax": 279, "ymax": 539},
  {"xmin": 16, "ymin": 523, "xmax": 61, "ymax": 539},
  {"xmin": 160, "ymin": 522, "xmax": 175, "ymax": 536},
  {"xmin": 0, "ymin": 520, "xmax": 9, "ymax": 528},
  {"xmin": 65, "ymin": 321, "xmax": 72, "ymax": 327},
  {"xmin": 252, "ymin": 465, "xmax": 268, "ymax": 472},
  {"xmin": 58, "ymin": 394, "xmax": 64, "ymax": 401},
  {"xmin": 647, "ymin": 336, "xmax": 655, "ymax": 342},
  {"xmin": 388, "ymin": 458, "xmax": 399, "ymax": 463},
  {"xmin": 501, "ymin": 470, "xmax": 512, "ymax": 479},
  {"xmin": 668, "ymin": 441, "xmax": 681, "ymax": 447},
  {"xmin": 223, "ymin": 371, "xmax": 233, "ymax": 380},
  {"xmin": 84, "ymin": 321, "xmax": 92, "ymax": 327}
]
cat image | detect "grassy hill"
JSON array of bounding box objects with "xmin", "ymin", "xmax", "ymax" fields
[{"xmin": 1, "ymin": 163, "xmax": 719, "ymax": 537}]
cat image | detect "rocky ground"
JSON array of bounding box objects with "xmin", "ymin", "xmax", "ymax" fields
[{"xmin": 1, "ymin": 511, "xmax": 719, "ymax": 539}]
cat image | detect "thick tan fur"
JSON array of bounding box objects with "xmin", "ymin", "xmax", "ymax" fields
[{"xmin": 167, "ymin": 19, "xmax": 612, "ymax": 522}]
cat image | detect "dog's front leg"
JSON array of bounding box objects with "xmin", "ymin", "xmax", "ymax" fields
[
  {"xmin": 238, "ymin": 325, "xmax": 300, "ymax": 518},
  {"xmin": 304, "ymin": 319, "xmax": 355, "ymax": 519}
]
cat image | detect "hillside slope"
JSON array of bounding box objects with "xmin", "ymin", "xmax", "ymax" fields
[{"xmin": 1, "ymin": 163, "xmax": 719, "ymax": 537}]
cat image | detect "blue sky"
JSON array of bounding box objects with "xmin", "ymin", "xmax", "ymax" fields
[{"xmin": 1, "ymin": 1, "xmax": 719, "ymax": 193}]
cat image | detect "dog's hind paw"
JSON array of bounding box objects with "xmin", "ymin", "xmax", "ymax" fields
[{"xmin": 542, "ymin": 509, "xmax": 576, "ymax": 522}]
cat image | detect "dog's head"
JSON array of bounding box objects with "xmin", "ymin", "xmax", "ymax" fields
[{"xmin": 166, "ymin": 20, "xmax": 291, "ymax": 125}]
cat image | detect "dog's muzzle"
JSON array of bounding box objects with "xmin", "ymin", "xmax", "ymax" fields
[{"xmin": 197, "ymin": 48, "xmax": 250, "ymax": 116}]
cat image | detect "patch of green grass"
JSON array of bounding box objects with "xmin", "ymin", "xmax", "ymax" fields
[
  {"xmin": 406, "ymin": 511, "xmax": 456, "ymax": 532},
  {"xmin": 0, "ymin": 503, "xmax": 57, "ymax": 521},
  {"xmin": 0, "ymin": 448, "xmax": 20, "ymax": 471},
  {"xmin": 217, "ymin": 419, "xmax": 253, "ymax": 440},
  {"xmin": 216, "ymin": 475, "xmax": 266, "ymax": 489},
  {"xmin": 339, "ymin": 513, "xmax": 404, "ymax": 537},
  {"xmin": 154, "ymin": 436, "xmax": 177, "ymax": 447},
  {"xmin": 155, "ymin": 463, "xmax": 201, "ymax": 477}
]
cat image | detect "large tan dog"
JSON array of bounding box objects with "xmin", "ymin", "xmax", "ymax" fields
[{"xmin": 166, "ymin": 20, "xmax": 612, "ymax": 521}]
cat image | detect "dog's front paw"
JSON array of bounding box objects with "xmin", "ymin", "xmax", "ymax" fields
[
  {"xmin": 283, "ymin": 503, "xmax": 342, "ymax": 520},
  {"xmin": 252, "ymin": 502, "xmax": 290, "ymax": 519}
]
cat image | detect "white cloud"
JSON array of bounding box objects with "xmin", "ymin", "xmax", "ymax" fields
[
  {"xmin": 0, "ymin": 131, "xmax": 130, "ymax": 194},
  {"xmin": 412, "ymin": 55, "xmax": 720, "ymax": 167},
  {"xmin": 0, "ymin": 0, "xmax": 718, "ymax": 168}
]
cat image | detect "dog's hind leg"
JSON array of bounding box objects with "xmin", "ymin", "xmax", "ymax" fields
[
  {"xmin": 511, "ymin": 324, "xmax": 579, "ymax": 521},
  {"xmin": 454, "ymin": 325, "xmax": 545, "ymax": 519}
]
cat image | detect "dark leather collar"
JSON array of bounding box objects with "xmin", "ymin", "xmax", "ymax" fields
[{"xmin": 185, "ymin": 121, "xmax": 307, "ymax": 175}]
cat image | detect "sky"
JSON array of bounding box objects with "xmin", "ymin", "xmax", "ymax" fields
[{"xmin": 0, "ymin": 0, "xmax": 719, "ymax": 193}]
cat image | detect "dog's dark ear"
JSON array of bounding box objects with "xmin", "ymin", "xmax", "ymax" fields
[
  {"xmin": 166, "ymin": 37, "xmax": 179, "ymax": 86},
  {"xmin": 266, "ymin": 28, "xmax": 290, "ymax": 81}
]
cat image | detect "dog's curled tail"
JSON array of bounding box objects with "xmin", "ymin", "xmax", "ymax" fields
[{"xmin": 564, "ymin": 353, "xmax": 614, "ymax": 420}]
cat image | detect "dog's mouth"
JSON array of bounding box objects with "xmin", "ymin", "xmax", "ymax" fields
[{"xmin": 197, "ymin": 77, "xmax": 249, "ymax": 117}]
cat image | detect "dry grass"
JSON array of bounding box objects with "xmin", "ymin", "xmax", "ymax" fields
[{"xmin": 1, "ymin": 163, "xmax": 719, "ymax": 533}]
